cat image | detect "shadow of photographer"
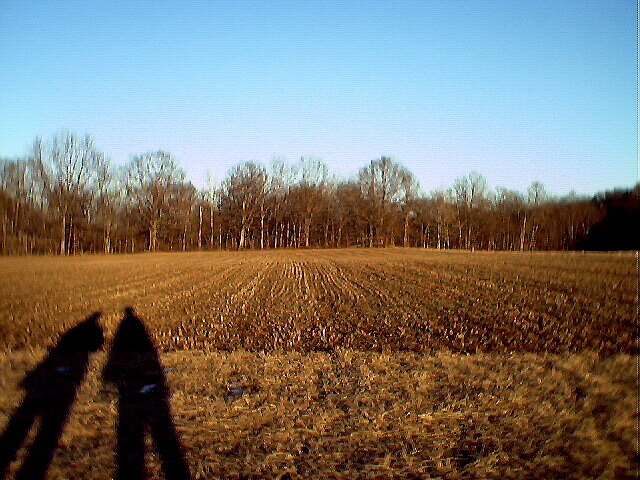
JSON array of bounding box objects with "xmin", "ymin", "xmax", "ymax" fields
[{"xmin": 103, "ymin": 307, "xmax": 191, "ymax": 480}]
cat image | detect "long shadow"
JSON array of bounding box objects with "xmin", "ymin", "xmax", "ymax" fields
[
  {"xmin": 0, "ymin": 313, "xmax": 104, "ymax": 480},
  {"xmin": 103, "ymin": 307, "xmax": 191, "ymax": 480}
]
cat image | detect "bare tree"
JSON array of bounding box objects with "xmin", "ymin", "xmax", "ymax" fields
[
  {"xmin": 221, "ymin": 162, "xmax": 268, "ymax": 249},
  {"xmin": 290, "ymin": 156, "xmax": 329, "ymax": 247},
  {"xmin": 126, "ymin": 151, "xmax": 186, "ymax": 251},
  {"xmin": 94, "ymin": 156, "xmax": 118, "ymax": 253},
  {"xmin": 166, "ymin": 181, "xmax": 197, "ymax": 251},
  {"xmin": 35, "ymin": 133, "xmax": 104, "ymax": 255},
  {"xmin": 400, "ymin": 170, "xmax": 419, "ymax": 247},
  {"xmin": 358, "ymin": 156, "xmax": 413, "ymax": 247},
  {"xmin": 453, "ymin": 172, "xmax": 490, "ymax": 249},
  {"xmin": 495, "ymin": 187, "xmax": 525, "ymax": 250},
  {"xmin": 526, "ymin": 181, "xmax": 548, "ymax": 250}
]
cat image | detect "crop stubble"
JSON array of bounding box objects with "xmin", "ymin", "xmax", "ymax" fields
[{"xmin": 0, "ymin": 249, "xmax": 636, "ymax": 353}]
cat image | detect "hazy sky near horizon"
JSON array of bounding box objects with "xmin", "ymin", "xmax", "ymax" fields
[{"xmin": 1, "ymin": 0, "xmax": 637, "ymax": 195}]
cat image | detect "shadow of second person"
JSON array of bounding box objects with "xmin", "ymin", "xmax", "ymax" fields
[
  {"xmin": 0, "ymin": 312, "xmax": 104, "ymax": 480},
  {"xmin": 103, "ymin": 307, "xmax": 191, "ymax": 480}
]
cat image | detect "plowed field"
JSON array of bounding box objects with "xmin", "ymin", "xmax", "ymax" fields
[
  {"xmin": 0, "ymin": 249, "xmax": 637, "ymax": 479},
  {"xmin": 0, "ymin": 249, "xmax": 636, "ymax": 353}
]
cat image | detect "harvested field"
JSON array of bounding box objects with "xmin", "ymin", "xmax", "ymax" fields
[
  {"xmin": 0, "ymin": 350, "xmax": 637, "ymax": 479},
  {"xmin": 0, "ymin": 249, "xmax": 636, "ymax": 353},
  {"xmin": 0, "ymin": 249, "xmax": 638, "ymax": 479}
]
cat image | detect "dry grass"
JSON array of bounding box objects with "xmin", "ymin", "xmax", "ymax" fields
[
  {"xmin": 0, "ymin": 350, "xmax": 637, "ymax": 479},
  {"xmin": 0, "ymin": 249, "xmax": 637, "ymax": 478}
]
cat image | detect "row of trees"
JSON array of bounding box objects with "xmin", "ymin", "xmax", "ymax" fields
[{"xmin": 1, "ymin": 133, "xmax": 637, "ymax": 255}]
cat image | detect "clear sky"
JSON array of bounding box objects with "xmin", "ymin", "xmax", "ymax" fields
[{"xmin": 1, "ymin": 0, "xmax": 637, "ymax": 195}]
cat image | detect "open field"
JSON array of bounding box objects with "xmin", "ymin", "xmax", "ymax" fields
[
  {"xmin": 0, "ymin": 349, "xmax": 636, "ymax": 480},
  {"xmin": 0, "ymin": 249, "xmax": 637, "ymax": 353},
  {"xmin": 0, "ymin": 249, "xmax": 638, "ymax": 479}
]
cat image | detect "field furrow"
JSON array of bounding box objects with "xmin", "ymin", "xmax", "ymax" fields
[{"xmin": 0, "ymin": 249, "xmax": 636, "ymax": 354}]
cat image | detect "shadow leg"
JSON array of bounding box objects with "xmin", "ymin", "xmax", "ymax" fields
[
  {"xmin": 0, "ymin": 399, "xmax": 39, "ymax": 479},
  {"xmin": 149, "ymin": 400, "xmax": 191, "ymax": 480},
  {"xmin": 14, "ymin": 400, "xmax": 70, "ymax": 480},
  {"xmin": 116, "ymin": 400, "xmax": 145, "ymax": 480}
]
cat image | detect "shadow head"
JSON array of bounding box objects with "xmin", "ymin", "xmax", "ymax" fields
[
  {"xmin": 57, "ymin": 312, "xmax": 104, "ymax": 353},
  {"xmin": 114, "ymin": 307, "xmax": 154, "ymax": 352}
]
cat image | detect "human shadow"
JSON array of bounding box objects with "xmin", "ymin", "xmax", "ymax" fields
[
  {"xmin": 0, "ymin": 313, "xmax": 104, "ymax": 480},
  {"xmin": 103, "ymin": 307, "xmax": 191, "ymax": 480}
]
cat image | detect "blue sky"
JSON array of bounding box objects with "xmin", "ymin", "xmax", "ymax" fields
[{"xmin": 1, "ymin": 0, "xmax": 637, "ymax": 195}]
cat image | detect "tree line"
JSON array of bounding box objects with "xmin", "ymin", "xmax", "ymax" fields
[{"xmin": 1, "ymin": 132, "xmax": 637, "ymax": 255}]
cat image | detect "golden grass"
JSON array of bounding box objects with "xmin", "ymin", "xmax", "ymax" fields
[{"xmin": 0, "ymin": 350, "xmax": 637, "ymax": 479}]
